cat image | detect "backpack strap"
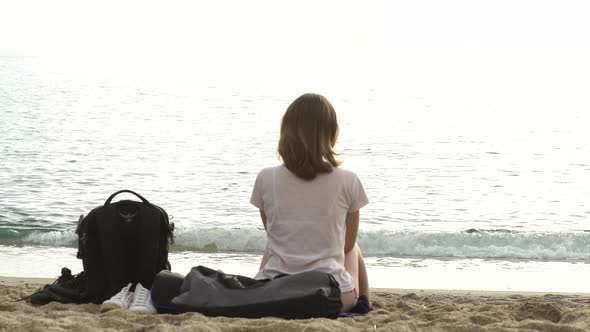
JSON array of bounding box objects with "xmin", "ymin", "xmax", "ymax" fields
[
  {"xmin": 153, "ymin": 204, "xmax": 175, "ymax": 245},
  {"xmin": 104, "ymin": 190, "xmax": 150, "ymax": 205},
  {"xmin": 135, "ymin": 205, "xmax": 164, "ymax": 288},
  {"xmin": 94, "ymin": 206, "xmax": 127, "ymax": 298}
]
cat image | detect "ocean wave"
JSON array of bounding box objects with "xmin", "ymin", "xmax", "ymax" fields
[
  {"xmin": 358, "ymin": 230, "xmax": 590, "ymax": 261},
  {"xmin": 1, "ymin": 227, "xmax": 588, "ymax": 261}
]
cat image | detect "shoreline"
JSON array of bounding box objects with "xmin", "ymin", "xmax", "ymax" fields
[{"xmin": 3, "ymin": 245, "xmax": 590, "ymax": 293}]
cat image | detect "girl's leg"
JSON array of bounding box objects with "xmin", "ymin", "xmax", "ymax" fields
[
  {"xmin": 342, "ymin": 244, "xmax": 371, "ymax": 312},
  {"xmin": 357, "ymin": 247, "xmax": 370, "ymax": 304}
]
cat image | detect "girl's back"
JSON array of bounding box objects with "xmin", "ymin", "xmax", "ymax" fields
[{"xmin": 251, "ymin": 165, "xmax": 367, "ymax": 292}]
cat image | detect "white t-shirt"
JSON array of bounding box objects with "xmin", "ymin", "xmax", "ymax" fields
[{"xmin": 250, "ymin": 165, "xmax": 369, "ymax": 292}]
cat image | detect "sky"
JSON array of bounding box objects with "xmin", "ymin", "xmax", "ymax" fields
[{"xmin": 1, "ymin": 0, "xmax": 589, "ymax": 100}]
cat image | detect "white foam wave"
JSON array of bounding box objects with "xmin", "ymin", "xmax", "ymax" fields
[
  {"xmin": 173, "ymin": 227, "xmax": 266, "ymax": 252},
  {"xmin": 357, "ymin": 231, "xmax": 590, "ymax": 261},
  {"xmin": 23, "ymin": 230, "xmax": 78, "ymax": 246},
  {"xmin": 10, "ymin": 228, "xmax": 590, "ymax": 261}
]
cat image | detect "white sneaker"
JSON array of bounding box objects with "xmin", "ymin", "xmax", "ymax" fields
[
  {"xmin": 102, "ymin": 283, "xmax": 134, "ymax": 308},
  {"xmin": 129, "ymin": 283, "xmax": 157, "ymax": 314}
]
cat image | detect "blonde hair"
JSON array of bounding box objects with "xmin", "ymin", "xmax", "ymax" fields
[{"xmin": 278, "ymin": 93, "xmax": 341, "ymax": 180}]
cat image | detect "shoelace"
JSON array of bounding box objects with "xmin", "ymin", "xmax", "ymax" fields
[
  {"xmin": 110, "ymin": 285, "xmax": 131, "ymax": 301},
  {"xmin": 59, "ymin": 271, "xmax": 86, "ymax": 289},
  {"xmin": 53, "ymin": 268, "xmax": 74, "ymax": 285},
  {"xmin": 133, "ymin": 285, "xmax": 150, "ymax": 305}
]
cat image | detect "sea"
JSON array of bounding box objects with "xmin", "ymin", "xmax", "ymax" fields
[{"xmin": 1, "ymin": 55, "xmax": 589, "ymax": 292}]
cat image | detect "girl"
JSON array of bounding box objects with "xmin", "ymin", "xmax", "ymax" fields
[{"xmin": 250, "ymin": 93, "xmax": 371, "ymax": 312}]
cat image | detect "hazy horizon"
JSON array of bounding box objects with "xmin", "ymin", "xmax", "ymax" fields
[{"xmin": 1, "ymin": 0, "xmax": 589, "ymax": 102}]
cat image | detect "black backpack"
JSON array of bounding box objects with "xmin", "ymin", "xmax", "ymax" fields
[{"xmin": 75, "ymin": 190, "xmax": 175, "ymax": 303}]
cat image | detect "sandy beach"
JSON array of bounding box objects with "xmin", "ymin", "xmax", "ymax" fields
[{"xmin": 1, "ymin": 277, "xmax": 589, "ymax": 331}]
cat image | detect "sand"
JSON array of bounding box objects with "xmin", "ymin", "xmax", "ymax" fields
[{"xmin": 1, "ymin": 277, "xmax": 590, "ymax": 332}]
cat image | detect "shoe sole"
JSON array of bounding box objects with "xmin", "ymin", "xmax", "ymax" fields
[
  {"xmin": 129, "ymin": 307, "xmax": 156, "ymax": 314},
  {"xmin": 100, "ymin": 303, "xmax": 124, "ymax": 312}
]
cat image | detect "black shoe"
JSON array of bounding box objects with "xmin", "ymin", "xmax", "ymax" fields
[
  {"xmin": 28, "ymin": 289, "xmax": 54, "ymax": 305},
  {"xmin": 46, "ymin": 271, "xmax": 87, "ymax": 303},
  {"xmin": 24, "ymin": 267, "xmax": 77, "ymax": 305},
  {"xmin": 350, "ymin": 295, "xmax": 373, "ymax": 314}
]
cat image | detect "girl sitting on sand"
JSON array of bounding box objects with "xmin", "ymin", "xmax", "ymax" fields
[{"xmin": 250, "ymin": 93, "xmax": 371, "ymax": 312}]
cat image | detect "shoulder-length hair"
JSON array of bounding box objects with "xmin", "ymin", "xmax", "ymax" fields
[{"xmin": 278, "ymin": 93, "xmax": 341, "ymax": 180}]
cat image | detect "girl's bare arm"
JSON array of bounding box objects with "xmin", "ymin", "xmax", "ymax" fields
[{"xmin": 344, "ymin": 211, "xmax": 360, "ymax": 253}]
